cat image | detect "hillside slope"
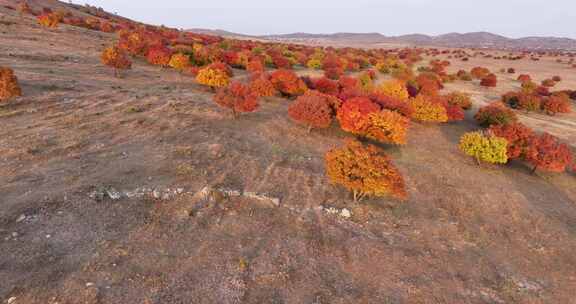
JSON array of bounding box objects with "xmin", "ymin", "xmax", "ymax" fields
[{"xmin": 1, "ymin": 3, "xmax": 576, "ymax": 304}]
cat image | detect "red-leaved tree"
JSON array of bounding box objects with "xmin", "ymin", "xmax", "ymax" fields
[
  {"xmin": 525, "ymin": 133, "xmax": 573, "ymax": 174},
  {"xmin": 213, "ymin": 82, "xmax": 259, "ymax": 119}
]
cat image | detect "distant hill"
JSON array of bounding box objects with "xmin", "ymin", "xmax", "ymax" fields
[{"xmin": 187, "ymin": 29, "xmax": 576, "ymax": 50}]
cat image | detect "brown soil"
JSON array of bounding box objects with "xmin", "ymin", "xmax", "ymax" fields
[{"xmin": 1, "ymin": 5, "xmax": 576, "ymax": 304}]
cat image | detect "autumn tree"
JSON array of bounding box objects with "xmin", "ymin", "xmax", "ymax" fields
[
  {"xmin": 249, "ymin": 74, "xmax": 277, "ymax": 97},
  {"xmin": 480, "ymin": 73, "xmax": 497, "ymax": 87},
  {"xmin": 168, "ymin": 53, "xmax": 191, "ymax": 74},
  {"xmin": 474, "ymin": 102, "xmax": 518, "ymax": 127},
  {"xmin": 196, "ymin": 66, "xmax": 230, "ymax": 90},
  {"xmin": 37, "ymin": 13, "xmax": 61, "ymax": 28},
  {"xmin": 408, "ymin": 95, "xmax": 448, "ymax": 123},
  {"xmin": 541, "ymin": 94, "xmax": 571, "ymax": 115},
  {"xmin": 146, "ymin": 46, "xmax": 172, "ymax": 68},
  {"xmin": 100, "ymin": 46, "xmax": 132, "ymax": 77},
  {"xmin": 362, "ymin": 110, "xmax": 410, "ymax": 145},
  {"xmin": 446, "ymin": 91, "xmax": 472, "ymax": 110},
  {"xmin": 269, "ymin": 69, "xmax": 307, "ymax": 97},
  {"xmin": 376, "ymin": 80, "xmax": 409, "ymax": 101},
  {"xmin": 213, "ymin": 82, "xmax": 259, "ymax": 118},
  {"xmin": 337, "ymin": 97, "xmax": 380, "ymax": 134},
  {"xmin": 0, "ymin": 67, "xmax": 22, "ymax": 102},
  {"xmin": 459, "ymin": 131, "xmax": 509, "ymax": 165},
  {"xmin": 525, "ymin": 133, "xmax": 573, "ymax": 174},
  {"xmin": 489, "ymin": 122, "xmax": 534, "ymax": 159},
  {"xmin": 325, "ymin": 139, "xmax": 407, "ymax": 202},
  {"xmin": 288, "ymin": 93, "xmax": 334, "ymax": 132}
]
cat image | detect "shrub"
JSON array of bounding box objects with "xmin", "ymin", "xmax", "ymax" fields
[
  {"xmin": 480, "ymin": 74, "xmax": 497, "ymax": 87},
  {"xmin": 552, "ymin": 75, "xmax": 562, "ymax": 82},
  {"xmin": 370, "ymin": 93, "xmax": 413, "ymax": 118},
  {"xmin": 474, "ymin": 102, "xmax": 518, "ymax": 127},
  {"xmin": 288, "ymin": 94, "xmax": 333, "ymax": 132},
  {"xmin": 146, "ymin": 46, "xmax": 172, "ymax": 67},
  {"xmin": 196, "ymin": 67, "xmax": 230, "ymax": 89},
  {"xmin": 18, "ymin": 2, "xmax": 32, "ymax": 16},
  {"xmin": 408, "ymin": 95, "xmax": 448, "ymax": 123},
  {"xmin": 377, "ymin": 80, "xmax": 409, "ymax": 101},
  {"xmin": 526, "ymin": 133, "xmax": 573, "ymax": 173},
  {"xmin": 313, "ymin": 77, "xmax": 339, "ymax": 96},
  {"xmin": 521, "ymin": 81, "xmax": 538, "ymax": 94},
  {"xmin": 37, "ymin": 13, "xmax": 60, "ymax": 28},
  {"xmin": 325, "ymin": 139, "xmax": 406, "ymax": 202},
  {"xmin": 249, "ymin": 75, "xmax": 277, "ymax": 97},
  {"xmin": 305, "ymin": 90, "xmax": 343, "ymax": 113},
  {"xmin": 101, "ymin": 46, "xmax": 132, "ymax": 77},
  {"xmin": 306, "ymin": 59, "xmax": 322, "ymax": 69},
  {"xmin": 541, "ymin": 79, "xmax": 556, "ymax": 87},
  {"xmin": 270, "ymin": 69, "xmax": 307, "ymax": 97},
  {"xmin": 489, "ymin": 123, "xmax": 534, "ymax": 159},
  {"xmin": 517, "ymin": 93, "xmax": 542, "ymax": 112},
  {"xmin": 416, "ymin": 73, "xmax": 442, "ymax": 96},
  {"xmin": 446, "ymin": 91, "xmax": 472, "ymax": 110},
  {"xmin": 246, "ymin": 58, "xmax": 264, "ymax": 74},
  {"xmin": 0, "ymin": 67, "xmax": 22, "ymax": 102},
  {"xmin": 507, "ymin": 68, "xmax": 516, "ymax": 74},
  {"xmin": 213, "ymin": 82, "xmax": 259, "ymax": 118},
  {"xmin": 517, "ymin": 74, "xmax": 532, "ymax": 83},
  {"xmin": 459, "ymin": 131, "xmax": 509, "ymax": 164},
  {"xmin": 362, "ymin": 110, "xmax": 410, "ymax": 145},
  {"xmin": 542, "ymin": 94, "xmax": 571, "ymax": 115},
  {"xmin": 337, "ymin": 97, "xmax": 380, "ymax": 133},
  {"xmin": 168, "ymin": 53, "xmax": 191, "ymax": 73},
  {"xmin": 471, "ymin": 67, "xmax": 490, "ymax": 79}
]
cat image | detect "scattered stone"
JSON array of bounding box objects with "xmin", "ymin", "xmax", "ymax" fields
[
  {"xmin": 7, "ymin": 297, "xmax": 17, "ymax": 304},
  {"xmin": 86, "ymin": 282, "xmax": 95, "ymax": 287},
  {"xmin": 106, "ymin": 188, "xmax": 122, "ymax": 200},
  {"xmin": 16, "ymin": 214, "xmax": 26, "ymax": 223},
  {"xmin": 46, "ymin": 234, "xmax": 51, "ymax": 238},
  {"xmin": 207, "ymin": 143, "xmax": 225, "ymax": 159},
  {"xmin": 341, "ymin": 208, "xmax": 352, "ymax": 218},
  {"xmin": 11, "ymin": 232, "xmax": 18, "ymax": 238}
]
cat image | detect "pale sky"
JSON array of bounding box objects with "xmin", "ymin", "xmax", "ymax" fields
[{"xmin": 76, "ymin": 0, "xmax": 576, "ymax": 38}]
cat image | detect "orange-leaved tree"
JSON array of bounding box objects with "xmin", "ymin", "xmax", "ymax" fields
[
  {"xmin": 270, "ymin": 69, "xmax": 307, "ymax": 97},
  {"xmin": 213, "ymin": 82, "xmax": 259, "ymax": 118},
  {"xmin": 325, "ymin": 139, "xmax": 407, "ymax": 202},
  {"xmin": 100, "ymin": 46, "xmax": 132, "ymax": 77},
  {"xmin": 376, "ymin": 80, "xmax": 409, "ymax": 101},
  {"xmin": 0, "ymin": 67, "xmax": 22, "ymax": 102},
  {"xmin": 336, "ymin": 97, "xmax": 380, "ymax": 134},
  {"xmin": 488, "ymin": 122, "xmax": 534, "ymax": 160},
  {"xmin": 147, "ymin": 46, "xmax": 172, "ymax": 68},
  {"xmin": 525, "ymin": 133, "xmax": 573, "ymax": 174},
  {"xmin": 196, "ymin": 66, "xmax": 230, "ymax": 90},
  {"xmin": 288, "ymin": 93, "xmax": 334, "ymax": 133},
  {"xmin": 168, "ymin": 53, "xmax": 191, "ymax": 74}
]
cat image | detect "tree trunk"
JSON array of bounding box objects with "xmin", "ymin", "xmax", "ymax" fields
[
  {"xmin": 531, "ymin": 165, "xmax": 538, "ymax": 175},
  {"xmin": 307, "ymin": 125, "xmax": 313, "ymax": 134}
]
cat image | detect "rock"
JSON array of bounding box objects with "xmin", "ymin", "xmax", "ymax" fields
[
  {"xmin": 7, "ymin": 297, "xmax": 17, "ymax": 304},
  {"xmin": 16, "ymin": 214, "xmax": 26, "ymax": 223},
  {"xmin": 341, "ymin": 208, "xmax": 352, "ymax": 218},
  {"xmin": 106, "ymin": 188, "xmax": 122, "ymax": 200},
  {"xmin": 208, "ymin": 144, "xmax": 225, "ymax": 159}
]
